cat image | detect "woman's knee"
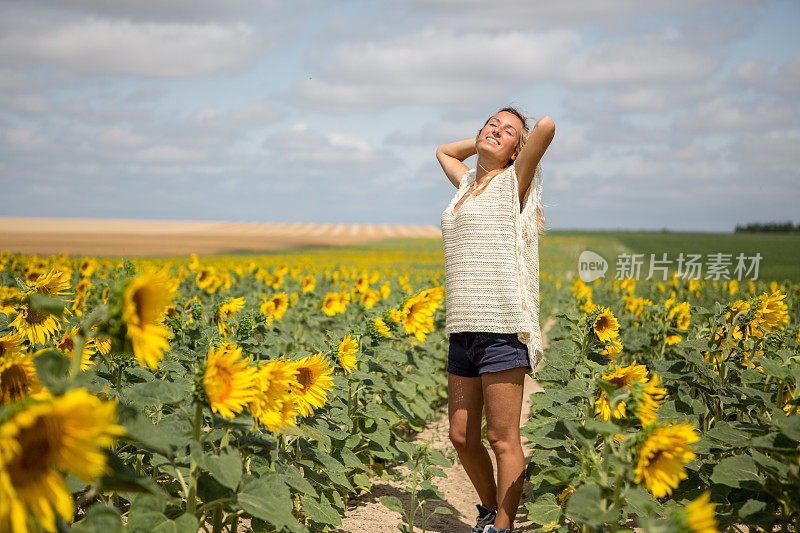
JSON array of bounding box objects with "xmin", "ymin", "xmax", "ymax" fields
[
  {"xmin": 449, "ymin": 426, "xmax": 482, "ymax": 452},
  {"xmin": 486, "ymin": 429, "xmax": 521, "ymax": 456}
]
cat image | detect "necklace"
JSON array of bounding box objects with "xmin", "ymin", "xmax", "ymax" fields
[{"xmin": 471, "ymin": 163, "xmax": 499, "ymax": 196}]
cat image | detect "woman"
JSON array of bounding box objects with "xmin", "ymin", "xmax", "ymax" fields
[{"xmin": 436, "ymin": 107, "xmax": 555, "ymax": 533}]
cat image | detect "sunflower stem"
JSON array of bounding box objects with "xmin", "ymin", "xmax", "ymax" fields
[
  {"xmin": 211, "ymin": 505, "xmax": 223, "ymax": 533},
  {"xmin": 187, "ymin": 401, "xmax": 203, "ymax": 516}
]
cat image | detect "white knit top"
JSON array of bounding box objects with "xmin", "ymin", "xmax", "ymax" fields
[{"xmin": 440, "ymin": 163, "xmax": 544, "ymax": 376}]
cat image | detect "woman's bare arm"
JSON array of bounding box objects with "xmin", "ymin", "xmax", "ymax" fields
[
  {"xmin": 514, "ymin": 116, "xmax": 555, "ymax": 204},
  {"xmin": 436, "ymin": 139, "xmax": 476, "ymax": 188}
]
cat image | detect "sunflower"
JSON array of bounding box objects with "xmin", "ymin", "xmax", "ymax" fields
[
  {"xmin": 216, "ymin": 297, "xmax": 246, "ymax": 337},
  {"xmin": 0, "ymin": 388, "xmax": 124, "ymax": 533},
  {"xmin": 359, "ymin": 289, "xmax": 380, "ymax": 309},
  {"xmin": 0, "ymin": 286, "xmax": 23, "ymax": 316},
  {"xmin": 89, "ymin": 325, "xmax": 111, "ymax": 355},
  {"xmin": 336, "ymin": 334, "xmax": 358, "ymax": 374},
  {"xmin": 630, "ymin": 374, "xmax": 667, "ymax": 427},
  {"xmin": 754, "ymin": 290, "xmax": 790, "ymax": 334},
  {"xmin": 289, "ymin": 352, "xmax": 334, "ymax": 417},
  {"xmin": 321, "ymin": 292, "xmax": 348, "ymax": 317},
  {"xmin": 276, "ymin": 394, "xmax": 299, "ymax": 430},
  {"xmin": 620, "ymin": 277, "xmax": 636, "ymax": 295},
  {"xmin": 260, "ymin": 293, "xmax": 288, "ymax": 320},
  {"xmin": 8, "ymin": 302, "xmax": 64, "ymax": 346},
  {"xmin": 79, "ymin": 257, "xmax": 97, "ymax": 278},
  {"xmin": 571, "ymin": 278, "xmax": 592, "ymax": 301},
  {"xmin": 625, "ymin": 296, "xmax": 653, "ymax": 318},
  {"xmin": 418, "ymin": 286, "xmax": 445, "ymax": 305},
  {"xmin": 380, "ymin": 281, "xmax": 391, "ymax": 299},
  {"xmin": 683, "ymin": 491, "xmax": 718, "ymax": 533},
  {"xmin": 595, "ymin": 361, "xmax": 650, "ymax": 422},
  {"xmin": 782, "ymin": 382, "xmax": 800, "ymax": 415},
  {"xmin": 248, "ymin": 359, "xmax": 298, "ymax": 432},
  {"xmin": 301, "ymin": 274, "xmax": 316, "ymax": 293},
  {"xmin": 580, "ymin": 297, "xmax": 596, "ymax": 314},
  {"xmin": 195, "ymin": 266, "xmax": 222, "ymax": 293},
  {"xmin": 29, "ymin": 267, "xmax": 72, "ymax": 298},
  {"xmin": 665, "ymin": 334, "xmax": 683, "ymax": 346},
  {"xmin": 187, "ymin": 253, "xmax": 200, "ymax": 271},
  {"xmin": 202, "ymin": 343, "xmax": 258, "ymax": 419},
  {"xmin": 56, "ymin": 326, "xmax": 95, "ymax": 371},
  {"xmin": 396, "ymin": 292, "xmax": 436, "ymax": 342},
  {"xmin": 74, "ymin": 278, "xmax": 92, "ymax": 296},
  {"xmin": 122, "ymin": 271, "xmax": 175, "ymax": 370},
  {"xmin": 367, "ymin": 316, "xmax": 392, "ymax": 341},
  {"xmin": 266, "ymin": 272, "xmax": 284, "ymax": 290},
  {"xmin": 0, "ymin": 332, "xmax": 24, "ymax": 359},
  {"xmin": 727, "ymin": 279, "xmax": 738, "ymax": 295},
  {"xmin": 634, "ymin": 421, "xmax": 699, "ymax": 498},
  {"xmin": 668, "ymin": 302, "xmax": 691, "ymax": 330},
  {"xmin": 592, "ymin": 307, "xmax": 620, "ymax": 343},
  {"xmin": 0, "ymin": 351, "xmax": 46, "ymax": 405},
  {"xmin": 599, "ymin": 336, "xmax": 623, "ymax": 359}
]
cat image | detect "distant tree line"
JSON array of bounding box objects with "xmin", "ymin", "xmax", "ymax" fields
[{"xmin": 734, "ymin": 221, "xmax": 800, "ymax": 233}]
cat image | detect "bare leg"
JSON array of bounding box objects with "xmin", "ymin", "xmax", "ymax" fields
[
  {"xmin": 448, "ymin": 372, "xmax": 497, "ymax": 509},
  {"xmin": 482, "ymin": 367, "xmax": 526, "ymax": 530}
]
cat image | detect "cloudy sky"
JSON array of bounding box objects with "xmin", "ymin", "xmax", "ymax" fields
[{"xmin": 1, "ymin": 0, "xmax": 798, "ymax": 231}]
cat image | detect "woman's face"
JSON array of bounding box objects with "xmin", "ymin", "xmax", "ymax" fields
[{"xmin": 476, "ymin": 111, "xmax": 523, "ymax": 163}]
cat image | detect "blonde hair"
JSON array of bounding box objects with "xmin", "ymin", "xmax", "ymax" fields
[{"xmin": 473, "ymin": 106, "xmax": 548, "ymax": 235}]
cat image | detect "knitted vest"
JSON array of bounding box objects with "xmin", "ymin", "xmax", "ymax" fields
[{"xmin": 440, "ymin": 163, "xmax": 544, "ymax": 376}]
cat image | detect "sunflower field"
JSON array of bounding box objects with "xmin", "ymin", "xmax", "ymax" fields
[
  {"xmin": 522, "ymin": 274, "xmax": 800, "ymax": 533},
  {"xmin": 1, "ymin": 236, "xmax": 799, "ymax": 533},
  {"xmin": 0, "ymin": 246, "xmax": 455, "ymax": 533}
]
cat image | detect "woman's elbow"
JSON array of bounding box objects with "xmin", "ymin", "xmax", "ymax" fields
[{"xmin": 538, "ymin": 116, "xmax": 555, "ymax": 132}]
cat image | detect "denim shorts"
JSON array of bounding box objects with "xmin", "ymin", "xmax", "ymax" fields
[{"xmin": 447, "ymin": 331, "xmax": 531, "ymax": 377}]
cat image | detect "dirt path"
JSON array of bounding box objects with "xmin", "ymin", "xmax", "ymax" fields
[{"xmin": 336, "ymin": 315, "xmax": 556, "ymax": 533}]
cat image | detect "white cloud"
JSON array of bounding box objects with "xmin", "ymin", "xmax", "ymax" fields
[
  {"xmin": 290, "ymin": 27, "xmax": 580, "ymax": 112},
  {"xmin": 776, "ymin": 52, "xmax": 800, "ymax": 94},
  {"xmin": 562, "ymin": 39, "xmax": 719, "ymax": 86},
  {"xmin": 610, "ymin": 88, "xmax": 671, "ymax": 112},
  {"xmin": 134, "ymin": 146, "xmax": 206, "ymax": 164},
  {"xmin": 394, "ymin": 0, "xmax": 767, "ymax": 29},
  {"xmin": 189, "ymin": 103, "xmax": 280, "ymax": 128},
  {"xmin": 125, "ymin": 86, "xmax": 167, "ymax": 104},
  {"xmin": 21, "ymin": 0, "xmax": 282, "ymax": 21},
  {"xmin": 545, "ymin": 130, "xmax": 592, "ymax": 162},
  {"xmin": 0, "ymin": 16, "xmax": 261, "ymax": 77},
  {"xmin": 2, "ymin": 128, "xmax": 49, "ymax": 151},
  {"xmin": 732, "ymin": 59, "xmax": 771, "ymax": 83},
  {"xmin": 263, "ymin": 123, "xmax": 399, "ymax": 172},
  {"xmin": 96, "ymin": 126, "xmax": 151, "ymax": 149},
  {"xmin": 729, "ymin": 128, "xmax": 800, "ymax": 167},
  {"xmin": 674, "ymin": 96, "xmax": 799, "ymax": 132},
  {"xmin": 292, "ymin": 24, "xmax": 724, "ymax": 113}
]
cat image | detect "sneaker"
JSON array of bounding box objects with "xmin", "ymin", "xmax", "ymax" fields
[
  {"xmin": 471, "ymin": 504, "xmax": 497, "ymax": 533},
  {"xmin": 482, "ymin": 527, "xmax": 511, "ymax": 533}
]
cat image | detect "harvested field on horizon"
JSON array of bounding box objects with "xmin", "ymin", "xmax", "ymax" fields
[{"xmin": 0, "ymin": 217, "xmax": 443, "ymax": 256}]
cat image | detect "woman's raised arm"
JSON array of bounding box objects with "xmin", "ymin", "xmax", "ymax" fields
[
  {"xmin": 514, "ymin": 116, "xmax": 555, "ymax": 203},
  {"xmin": 436, "ymin": 139, "xmax": 476, "ymax": 188}
]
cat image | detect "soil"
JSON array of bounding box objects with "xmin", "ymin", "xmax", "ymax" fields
[{"xmin": 0, "ymin": 217, "xmax": 442, "ymax": 256}]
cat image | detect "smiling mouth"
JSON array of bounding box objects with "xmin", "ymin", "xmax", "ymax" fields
[{"xmin": 485, "ymin": 137, "xmax": 500, "ymax": 146}]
